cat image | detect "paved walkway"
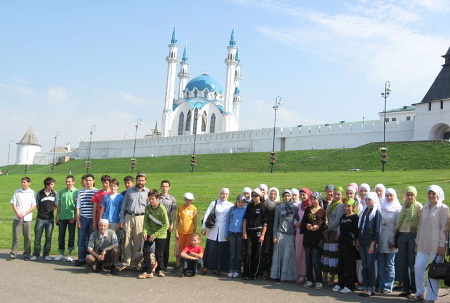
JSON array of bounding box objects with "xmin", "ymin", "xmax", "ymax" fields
[{"xmin": 1, "ymin": 250, "xmax": 448, "ymax": 303}]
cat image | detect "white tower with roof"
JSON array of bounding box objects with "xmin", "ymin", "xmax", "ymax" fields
[{"xmin": 15, "ymin": 127, "xmax": 42, "ymax": 165}]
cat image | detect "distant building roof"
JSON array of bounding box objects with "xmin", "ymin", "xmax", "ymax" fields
[
  {"xmin": 380, "ymin": 105, "xmax": 415, "ymax": 114},
  {"xmin": 421, "ymin": 46, "xmax": 450, "ymax": 103},
  {"xmin": 18, "ymin": 127, "xmax": 41, "ymax": 146}
]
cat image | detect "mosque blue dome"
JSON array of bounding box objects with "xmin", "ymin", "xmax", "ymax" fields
[{"xmin": 185, "ymin": 74, "xmax": 223, "ymax": 94}]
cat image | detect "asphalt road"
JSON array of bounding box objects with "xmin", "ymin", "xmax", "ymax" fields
[{"xmin": 1, "ymin": 250, "xmax": 448, "ymax": 303}]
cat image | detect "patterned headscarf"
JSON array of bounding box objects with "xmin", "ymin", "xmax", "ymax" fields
[
  {"xmin": 397, "ymin": 186, "xmax": 420, "ymax": 228},
  {"xmin": 311, "ymin": 191, "xmax": 323, "ymax": 208}
]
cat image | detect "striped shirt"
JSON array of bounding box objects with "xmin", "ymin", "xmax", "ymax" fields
[{"xmin": 76, "ymin": 188, "xmax": 98, "ymax": 218}]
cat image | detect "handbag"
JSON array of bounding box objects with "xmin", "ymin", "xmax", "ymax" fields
[
  {"xmin": 204, "ymin": 200, "xmax": 217, "ymax": 228},
  {"xmin": 428, "ymin": 255, "xmax": 450, "ymax": 280}
]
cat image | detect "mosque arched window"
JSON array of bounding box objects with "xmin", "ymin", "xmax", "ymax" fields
[
  {"xmin": 194, "ymin": 89, "xmax": 198, "ymax": 98},
  {"xmin": 202, "ymin": 112, "xmax": 207, "ymax": 132},
  {"xmin": 178, "ymin": 112, "xmax": 184, "ymax": 136},
  {"xmin": 185, "ymin": 110, "xmax": 191, "ymax": 131},
  {"xmin": 210, "ymin": 114, "xmax": 216, "ymax": 133}
]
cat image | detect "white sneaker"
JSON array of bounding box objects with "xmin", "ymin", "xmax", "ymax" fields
[
  {"xmin": 315, "ymin": 282, "xmax": 323, "ymax": 290},
  {"xmin": 66, "ymin": 255, "xmax": 73, "ymax": 262},
  {"xmin": 332, "ymin": 285, "xmax": 341, "ymax": 292},
  {"xmin": 340, "ymin": 287, "xmax": 352, "ymax": 294},
  {"xmin": 54, "ymin": 254, "xmax": 65, "ymax": 261},
  {"xmin": 227, "ymin": 271, "xmax": 234, "ymax": 278},
  {"xmin": 304, "ymin": 281, "xmax": 313, "ymax": 288},
  {"xmin": 45, "ymin": 256, "xmax": 51, "ymax": 261},
  {"xmin": 232, "ymin": 272, "xmax": 239, "ymax": 278},
  {"xmin": 30, "ymin": 256, "xmax": 37, "ymax": 261}
]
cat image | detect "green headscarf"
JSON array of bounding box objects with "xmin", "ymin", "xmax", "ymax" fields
[
  {"xmin": 328, "ymin": 186, "xmax": 344, "ymax": 214},
  {"xmin": 397, "ymin": 186, "xmax": 419, "ymax": 228},
  {"xmin": 344, "ymin": 198, "xmax": 358, "ymax": 214}
]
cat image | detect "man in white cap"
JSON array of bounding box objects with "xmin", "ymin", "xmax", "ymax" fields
[{"xmin": 86, "ymin": 218, "xmax": 120, "ymax": 275}]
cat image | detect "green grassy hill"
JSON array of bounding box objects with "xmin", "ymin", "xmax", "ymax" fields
[{"xmin": 2, "ymin": 141, "xmax": 450, "ymax": 175}]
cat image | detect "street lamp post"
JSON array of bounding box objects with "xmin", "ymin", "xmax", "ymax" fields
[
  {"xmin": 7, "ymin": 140, "xmax": 14, "ymax": 173},
  {"xmin": 51, "ymin": 131, "xmax": 60, "ymax": 173},
  {"xmin": 86, "ymin": 125, "xmax": 96, "ymax": 173},
  {"xmin": 270, "ymin": 96, "xmax": 282, "ymax": 173},
  {"xmin": 381, "ymin": 81, "xmax": 391, "ymax": 172},
  {"xmin": 190, "ymin": 114, "xmax": 202, "ymax": 173},
  {"xmin": 131, "ymin": 118, "xmax": 143, "ymax": 172}
]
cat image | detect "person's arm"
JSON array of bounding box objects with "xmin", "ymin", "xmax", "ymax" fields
[
  {"xmin": 169, "ymin": 201, "xmax": 177, "ymax": 232},
  {"xmin": 92, "ymin": 194, "xmax": 98, "ymax": 231},
  {"xmin": 193, "ymin": 210, "xmax": 197, "ymax": 233},
  {"xmin": 273, "ymin": 205, "xmax": 280, "ymax": 243},
  {"xmin": 99, "ymin": 206, "xmax": 106, "ymax": 222},
  {"xmin": 259, "ymin": 225, "xmax": 267, "ymax": 243},
  {"xmin": 189, "ymin": 247, "xmax": 204, "ymax": 259},
  {"xmin": 119, "ymin": 191, "xmax": 129, "ymax": 227}
]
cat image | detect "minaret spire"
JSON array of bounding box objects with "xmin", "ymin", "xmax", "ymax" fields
[{"xmin": 178, "ymin": 43, "xmax": 189, "ymax": 99}]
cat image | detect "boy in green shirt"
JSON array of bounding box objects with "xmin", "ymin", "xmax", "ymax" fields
[{"xmin": 141, "ymin": 189, "xmax": 169, "ymax": 277}]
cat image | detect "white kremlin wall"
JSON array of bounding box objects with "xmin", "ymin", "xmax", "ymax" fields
[{"xmin": 70, "ymin": 120, "xmax": 414, "ymax": 160}]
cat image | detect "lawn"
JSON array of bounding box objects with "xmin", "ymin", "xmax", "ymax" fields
[{"xmin": 1, "ymin": 169, "xmax": 449, "ymax": 260}]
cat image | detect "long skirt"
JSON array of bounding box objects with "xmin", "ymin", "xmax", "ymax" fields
[
  {"xmin": 295, "ymin": 231, "xmax": 306, "ymax": 276},
  {"xmin": 270, "ymin": 233, "xmax": 297, "ymax": 281},
  {"xmin": 322, "ymin": 231, "xmax": 339, "ymax": 276},
  {"xmin": 204, "ymin": 239, "xmax": 229, "ymax": 271}
]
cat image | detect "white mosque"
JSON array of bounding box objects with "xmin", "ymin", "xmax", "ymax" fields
[{"xmin": 13, "ymin": 29, "xmax": 450, "ymax": 165}]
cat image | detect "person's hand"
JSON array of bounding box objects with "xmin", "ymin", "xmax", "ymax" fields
[
  {"xmin": 323, "ymin": 233, "xmax": 329, "ymax": 242},
  {"xmin": 69, "ymin": 217, "xmax": 76, "ymax": 224},
  {"xmin": 168, "ymin": 223, "xmax": 174, "ymax": 233},
  {"xmin": 175, "ymin": 230, "xmax": 180, "ymax": 239},
  {"xmin": 242, "ymin": 233, "xmax": 247, "ymax": 240},
  {"xmin": 414, "ymin": 244, "xmax": 417, "ymax": 253},
  {"xmin": 388, "ymin": 242, "xmax": 395, "ymax": 249},
  {"xmin": 368, "ymin": 245, "xmax": 375, "ymax": 254},
  {"xmin": 273, "ymin": 238, "xmax": 278, "ymax": 244},
  {"xmin": 98, "ymin": 250, "xmax": 106, "ymax": 261},
  {"xmin": 119, "ymin": 222, "xmax": 124, "ymax": 229},
  {"xmin": 258, "ymin": 235, "xmax": 264, "ymax": 243},
  {"xmin": 77, "ymin": 219, "xmax": 82, "ymax": 228},
  {"xmin": 201, "ymin": 228, "xmax": 206, "ymax": 235},
  {"xmin": 142, "ymin": 234, "xmax": 148, "ymax": 241},
  {"xmin": 17, "ymin": 213, "xmax": 24, "ymax": 220},
  {"xmin": 306, "ymin": 224, "xmax": 312, "ymax": 230}
]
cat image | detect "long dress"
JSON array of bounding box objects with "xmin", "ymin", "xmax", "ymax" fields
[
  {"xmin": 270, "ymin": 201, "xmax": 298, "ymax": 281},
  {"xmin": 260, "ymin": 202, "xmax": 276, "ymax": 278},
  {"xmin": 294, "ymin": 207, "xmax": 306, "ymax": 277}
]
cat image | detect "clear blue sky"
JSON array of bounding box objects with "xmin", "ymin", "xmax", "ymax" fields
[{"xmin": 1, "ymin": 0, "xmax": 449, "ymax": 166}]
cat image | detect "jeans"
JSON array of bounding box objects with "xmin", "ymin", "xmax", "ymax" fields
[
  {"xmin": 378, "ymin": 252, "xmax": 395, "ymax": 291},
  {"xmin": 58, "ymin": 219, "xmax": 76, "ymax": 254},
  {"xmin": 181, "ymin": 258, "xmax": 203, "ymax": 274},
  {"xmin": 359, "ymin": 241, "xmax": 377, "ymax": 292},
  {"xmin": 228, "ymin": 231, "xmax": 244, "ymax": 272},
  {"xmin": 33, "ymin": 218, "xmax": 54, "ymax": 257},
  {"xmin": 305, "ymin": 247, "xmax": 323, "ymax": 283},
  {"xmin": 11, "ymin": 219, "xmax": 32, "ymax": 257},
  {"xmin": 77, "ymin": 215, "xmax": 93, "ymax": 262},
  {"xmin": 397, "ymin": 232, "xmax": 416, "ymax": 293}
]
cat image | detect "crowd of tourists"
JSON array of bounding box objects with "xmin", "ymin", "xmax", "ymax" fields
[{"xmin": 7, "ymin": 173, "xmax": 450, "ymax": 303}]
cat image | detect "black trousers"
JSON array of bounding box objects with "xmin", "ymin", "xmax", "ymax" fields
[
  {"xmin": 242, "ymin": 230, "xmax": 262, "ymax": 279},
  {"xmin": 163, "ymin": 230, "xmax": 171, "ymax": 268},
  {"xmin": 338, "ymin": 243, "xmax": 357, "ymax": 289},
  {"xmin": 143, "ymin": 237, "xmax": 166, "ymax": 272}
]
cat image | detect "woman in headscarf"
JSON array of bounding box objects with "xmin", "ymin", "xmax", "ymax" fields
[
  {"xmin": 322, "ymin": 186, "xmax": 345, "ymax": 286},
  {"xmin": 242, "ymin": 188, "xmax": 268, "ymax": 280},
  {"xmin": 294, "ymin": 187, "xmax": 312, "ymax": 284},
  {"xmin": 375, "ymin": 184, "xmax": 386, "ymax": 206},
  {"xmin": 358, "ymin": 183, "xmax": 370, "ymax": 209},
  {"xmin": 377, "ymin": 188, "xmax": 402, "ymax": 293},
  {"xmin": 345, "ymin": 186, "xmax": 362, "ymax": 214},
  {"xmin": 409, "ymin": 185, "xmax": 450, "ymax": 303},
  {"xmin": 322, "ymin": 184, "xmax": 334, "ymax": 210},
  {"xmin": 260, "ymin": 187, "xmax": 280, "ymax": 279},
  {"xmin": 270, "ymin": 189, "xmax": 298, "ymax": 281},
  {"xmin": 291, "ymin": 188, "xmax": 300, "ymax": 207},
  {"xmin": 396, "ymin": 186, "xmax": 423, "ymax": 297},
  {"xmin": 201, "ymin": 188, "xmax": 234, "ymax": 275},
  {"xmin": 357, "ymin": 192, "xmax": 381, "ymax": 297},
  {"xmin": 302, "ymin": 191, "xmax": 328, "ymax": 290},
  {"xmin": 333, "ymin": 198, "xmax": 359, "ymax": 294}
]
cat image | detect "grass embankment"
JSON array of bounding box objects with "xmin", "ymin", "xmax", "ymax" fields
[{"xmin": 0, "ymin": 141, "xmax": 449, "ymax": 258}]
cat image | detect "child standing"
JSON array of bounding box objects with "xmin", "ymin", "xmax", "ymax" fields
[
  {"xmin": 179, "ymin": 233, "xmax": 204, "ymax": 277},
  {"xmin": 225, "ymin": 195, "xmax": 247, "ymax": 278},
  {"xmin": 175, "ymin": 193, "xmax": 197, "ymax": 269},
  {"xmin": 99, "ymin": 178, "xmax": 124, "ymax": 232}
]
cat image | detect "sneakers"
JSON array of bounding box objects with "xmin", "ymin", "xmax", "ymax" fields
[
  {"xmin": 30, "ymin": 256, "xmax": 37, "ymax": 261},
  {"xmin": 6, "ymin": 256, "xmax": 16, "ymax": 261},
  {"xmin": 178, "ymin": 270, "xmax": 186, "ymax": 278},
  {"xmin": 66, "ymin": 255, "xmax": 73, "ymax": 262},
  {"xmin": 332, "ymin": 285, "xmax": 341, "ymax": 292},
  {"xmin": 232, "ymin": 271, "xmax": 239, "ymax": 278},
  {"xmin": 228, "ymin": 271, "xmax": 234, "ymax": 278},
  {"xmin": 54, "ymin": 254, "xmax": 65, "ymax": 261},
  {"xmin": 355, "ymin": 284, "xmax": 363, "ymax": 290},
  {"xmin": 116, "ymin": 264, "xmax": 128, "ymax": 271},
  {"xmin": 409, "ymin": 294, "xmax": 424, "ymax": 302},
  {"xmin": 138, "ymin": 272, "xmax": 154, "ymax": 279},
  {"xmin": 340, "ymin": 287, "xmax": 352, "ymax": 294},
  {"xmin": 304, "ymin": 281, "xmax": 313, "ymax": 288},
  {"xmin": 45, "ymin": 256, "xmax": 51, "ymax": 261},
  {"xmin": 157, "ymin": 271, "xmax": 165, "ymax": 277},
  {"xmin": 111, "ymin": 268, "xmax": 119, "ymax": 276},
  {"xmin": 315, "ymin": 282, "xmax": 323, "ymax": 290}
]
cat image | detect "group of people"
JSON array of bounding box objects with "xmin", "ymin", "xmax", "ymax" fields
[{"xmin": 7, "ymin": 175, "xmax": 450, "ymax": 303}]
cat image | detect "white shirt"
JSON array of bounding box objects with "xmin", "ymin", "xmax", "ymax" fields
[
  {"xmin": 11, "ymin": 188, "xmax": 37, "ymax": 222},
  {"xmin": 202, "ymin": 199, "xmax": 234, "ymax": 242}
]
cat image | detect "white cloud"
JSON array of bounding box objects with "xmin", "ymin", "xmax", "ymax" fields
[
  {"xmin": 121, "ymin": 92, "xmax": 147, "ymax": 105},
  {"xmin": 47, "ymin": 87, "xmax": 68, "ymax": 101}
]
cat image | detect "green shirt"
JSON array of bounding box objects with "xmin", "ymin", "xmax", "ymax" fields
[
  {"xmin": 143, "ymin": 203, "xmax": 169, "ymax": 239},
  {"xmin": 58, "ymin": 187, "xmax": 79, "ymax": 220}
]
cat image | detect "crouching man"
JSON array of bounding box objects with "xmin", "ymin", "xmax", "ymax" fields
[{"xmin": 86, "ymin": 219, "xmax": 120, "ymax": 275}]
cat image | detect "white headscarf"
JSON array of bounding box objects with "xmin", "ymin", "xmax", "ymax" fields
[
  {"xmin": 382, "ymin": 188, "xmax": 402, "ymax": 213},
  {"xmin": 426, "ymin": 185, "xmax": 445, "ymax": 206},
  {"xmin": 268, "ymin": 187, "xmax": 280, "ymax": 203},
  {"xmin": 291, "ymin": 188, "xmax": 300, "ymax": 203},
  {"xmin": 358, "ymin": 192, "xmax": 380, "ymax": 227}
]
